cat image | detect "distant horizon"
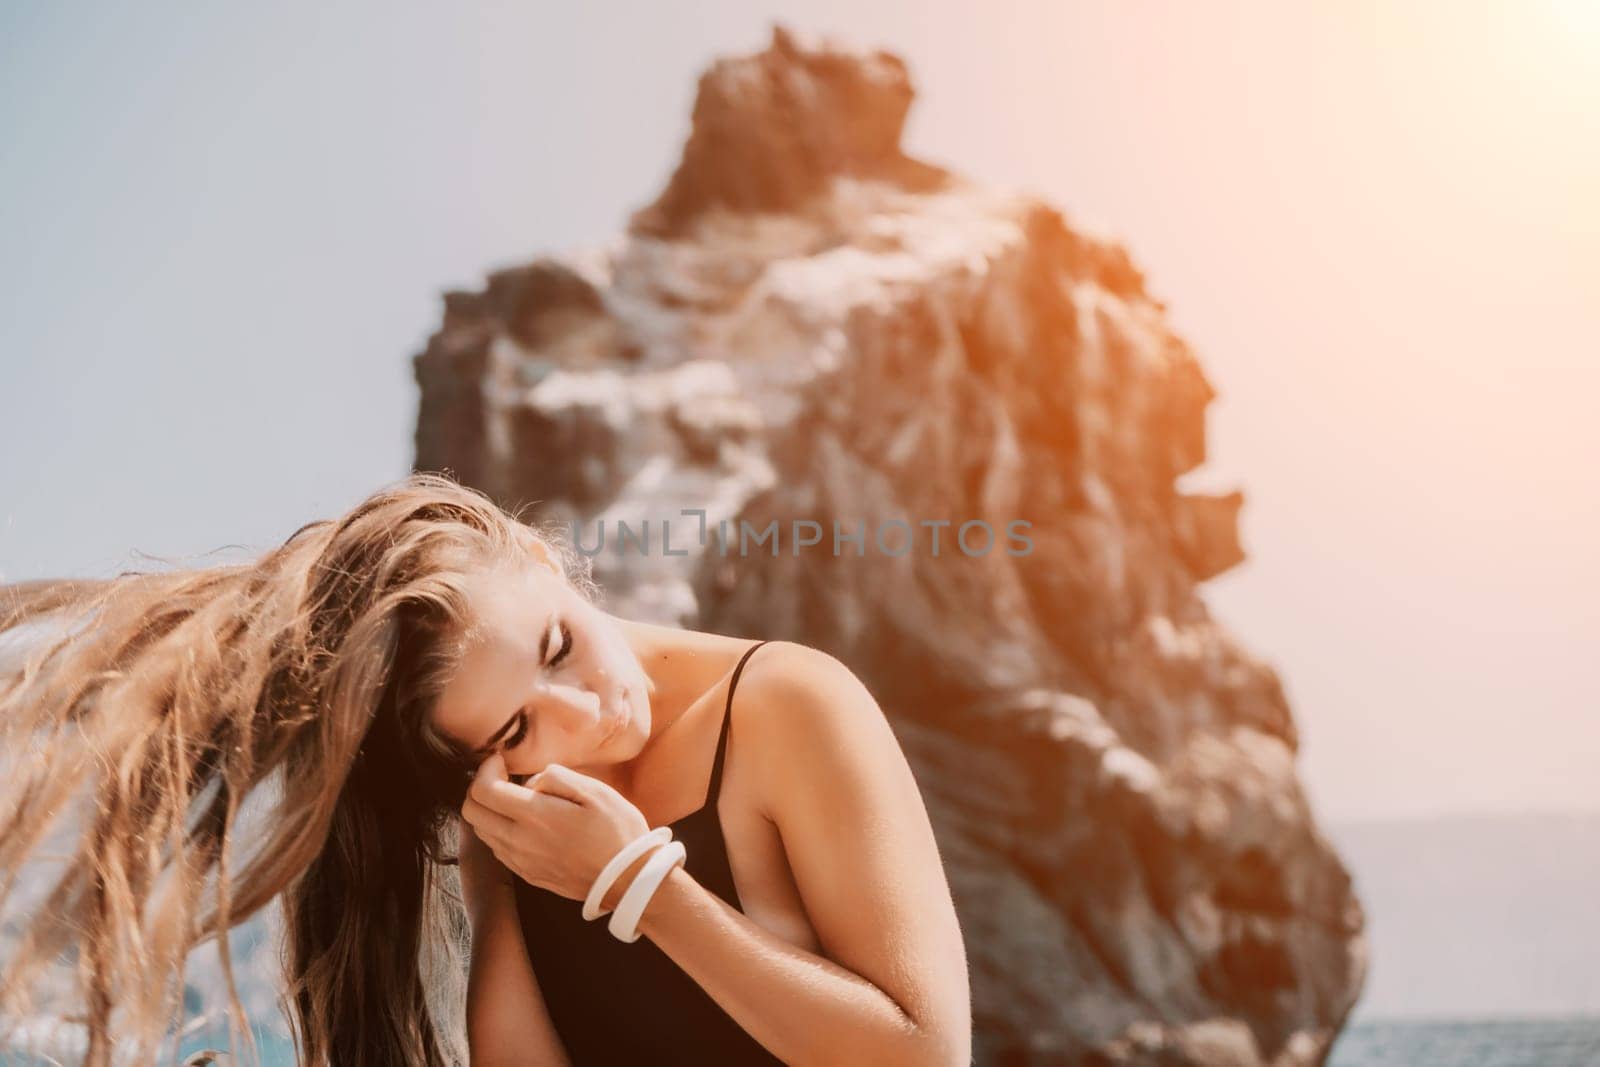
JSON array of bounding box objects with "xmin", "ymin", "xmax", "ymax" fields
[{"xmin": 1327, "ymin": 806, "xmax": 1600, "ymax": 829}]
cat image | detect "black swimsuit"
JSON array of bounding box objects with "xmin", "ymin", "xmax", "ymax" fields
[{"xmin": 514, "ymin": 639, "xmax": 787, "ymax": 1065}]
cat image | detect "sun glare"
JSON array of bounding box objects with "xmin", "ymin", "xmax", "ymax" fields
[{"xmin": 1547, "ymin": 0, "xmax": 1600, "ymax": 49}]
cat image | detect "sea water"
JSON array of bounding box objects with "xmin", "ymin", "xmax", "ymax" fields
[{"xmin": 1329, "ymin": 1015, "xmax": 1600, "ymax": 1067}]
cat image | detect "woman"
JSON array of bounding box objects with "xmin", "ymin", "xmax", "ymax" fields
[{"xmin": 0, "ymin": 472, "xmax": 971, "ymax": 1066}]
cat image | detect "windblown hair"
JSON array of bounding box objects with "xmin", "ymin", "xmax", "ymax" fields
[{"xmin": 0, "ymin": 472, "xmax": 597, "ymax": 1066}]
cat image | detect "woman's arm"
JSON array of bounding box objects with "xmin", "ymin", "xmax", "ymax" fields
[
  {"xmin": 634, "ymin": 642, "xmax": 973, "ymax": 1067},
  {"xmin": 458, "ymin": 823, "xmax": 573, "ymax": 1067}
]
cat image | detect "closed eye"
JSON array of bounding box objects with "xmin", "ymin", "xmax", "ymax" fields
[
  {"xmin": 550, "ymin": 621, "xmax": 574, "ymax": 667},
  {"xmin": 502, "ymin": 621, "xmax": 572, "ymax": 754},
  {"xmin": 502, "ymin": 711, "xmax": 530, "ymax": 751}
]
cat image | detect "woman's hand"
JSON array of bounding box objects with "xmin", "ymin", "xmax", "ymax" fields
[
  {"xmin": 458, "ymin": 816, "xmax": 513, "ymax": 898},
  {"xmin": 460, "ymin": 752, "xmax": 654, "ymax": 907}
]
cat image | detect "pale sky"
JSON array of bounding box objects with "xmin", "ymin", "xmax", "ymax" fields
[{"xmin": 2, "ymin": 1, "xmax": 1596, "ymax": 824}]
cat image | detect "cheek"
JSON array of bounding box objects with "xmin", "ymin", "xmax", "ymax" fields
[
  {"xmin": 574, "ymin": 617, "xmax": 637, "ymax": 686},
  {"xmin": 499, "ymin": 744, "xmax": 545, "ymax": 779}
]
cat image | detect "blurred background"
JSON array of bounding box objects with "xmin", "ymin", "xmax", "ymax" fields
[{"xmin": 2, "ymin": 1, "xmax": 1596, "ymax": 1063}]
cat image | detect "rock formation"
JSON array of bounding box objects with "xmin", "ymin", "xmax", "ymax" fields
[{"xmin": 412, "ymin": 25, "xmax": 1365, "ymax": 1065}]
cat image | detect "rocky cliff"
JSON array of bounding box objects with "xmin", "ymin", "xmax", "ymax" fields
[{"xmin": 412, "ymin": 26, "xmax": 1365, "ymax": 1066}]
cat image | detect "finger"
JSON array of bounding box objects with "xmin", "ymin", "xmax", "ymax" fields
[
  {"xmin": 464, "ymin": 812, "xmax": 505, "ymax": 857},
  {"xmin": 472, "ymin": 776, "xmax": 541, "ymax": 819},
  {"xmin": 462, "ymin": 794, "xmax": 517, "ymax": 837},
  {"xmin": 464, "ymin": 811, "xmax": 514, "ymax": 857},
  {"xmin": 474, "ymin": 751, "xmax": 509, "ymax": 787},
  {"xmin": 469, "ymin": 751, "xmax": 530, "ymax": 812},
  {"xmin": 466, "ymin": 751, "xmax": 509, "ymax": 806},
  {"xmin": 528, "ymin": 762, "xmax": 590, "ymax": 805}
]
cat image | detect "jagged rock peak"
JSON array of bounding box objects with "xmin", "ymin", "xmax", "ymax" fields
[{"xmin": 631, "ymin": 25, "xmax": 952, "ymax": 237}]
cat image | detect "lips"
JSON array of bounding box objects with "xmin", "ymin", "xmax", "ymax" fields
[{"xmin": 602, "ymin": 702, "xmax": 629, "ymax": 744}]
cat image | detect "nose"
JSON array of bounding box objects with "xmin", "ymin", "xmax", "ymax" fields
[{"xmin": 538, "ymin": 682, "xmax": 603, "ymax": 734}]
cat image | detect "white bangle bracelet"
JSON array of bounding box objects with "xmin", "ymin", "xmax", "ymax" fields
[
  {"xmin": 582, "ymin": 826, "xmax": 673, "ymax": 921},
  {"xmin": 608, "ymin": 839, "xmax": 686, "ymax": 943}
]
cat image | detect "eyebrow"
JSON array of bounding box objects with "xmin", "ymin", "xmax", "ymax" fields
[{"xmin": 468, "ymin": 611, "xmax": 558, "ymax": 757}]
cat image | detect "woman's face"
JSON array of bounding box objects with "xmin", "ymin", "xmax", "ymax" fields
[{"xmin": 431, "ymin": 561, "xmax": 653, "ymax": 779}]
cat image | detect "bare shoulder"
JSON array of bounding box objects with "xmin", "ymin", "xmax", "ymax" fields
[
  {"xmin": 742, "ymin": 639, "xmax": 861, "ymax": 694},
  {"xmin": 740, "ymin": 640, "xmax": 879, "ymax": 728},
  {"xmin": 735, "ymin": 640, "xmax": 906, "ymax": 819}
]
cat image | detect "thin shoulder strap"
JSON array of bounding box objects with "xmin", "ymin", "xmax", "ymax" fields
[{"xmin": 707, "ymin": 640, "xmax": 769, "ymax": 801}]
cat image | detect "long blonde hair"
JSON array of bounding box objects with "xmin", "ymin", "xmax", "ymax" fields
[{"xmin": 0, "ymin": 472, "xmax": 595, "ymax": 1066}]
